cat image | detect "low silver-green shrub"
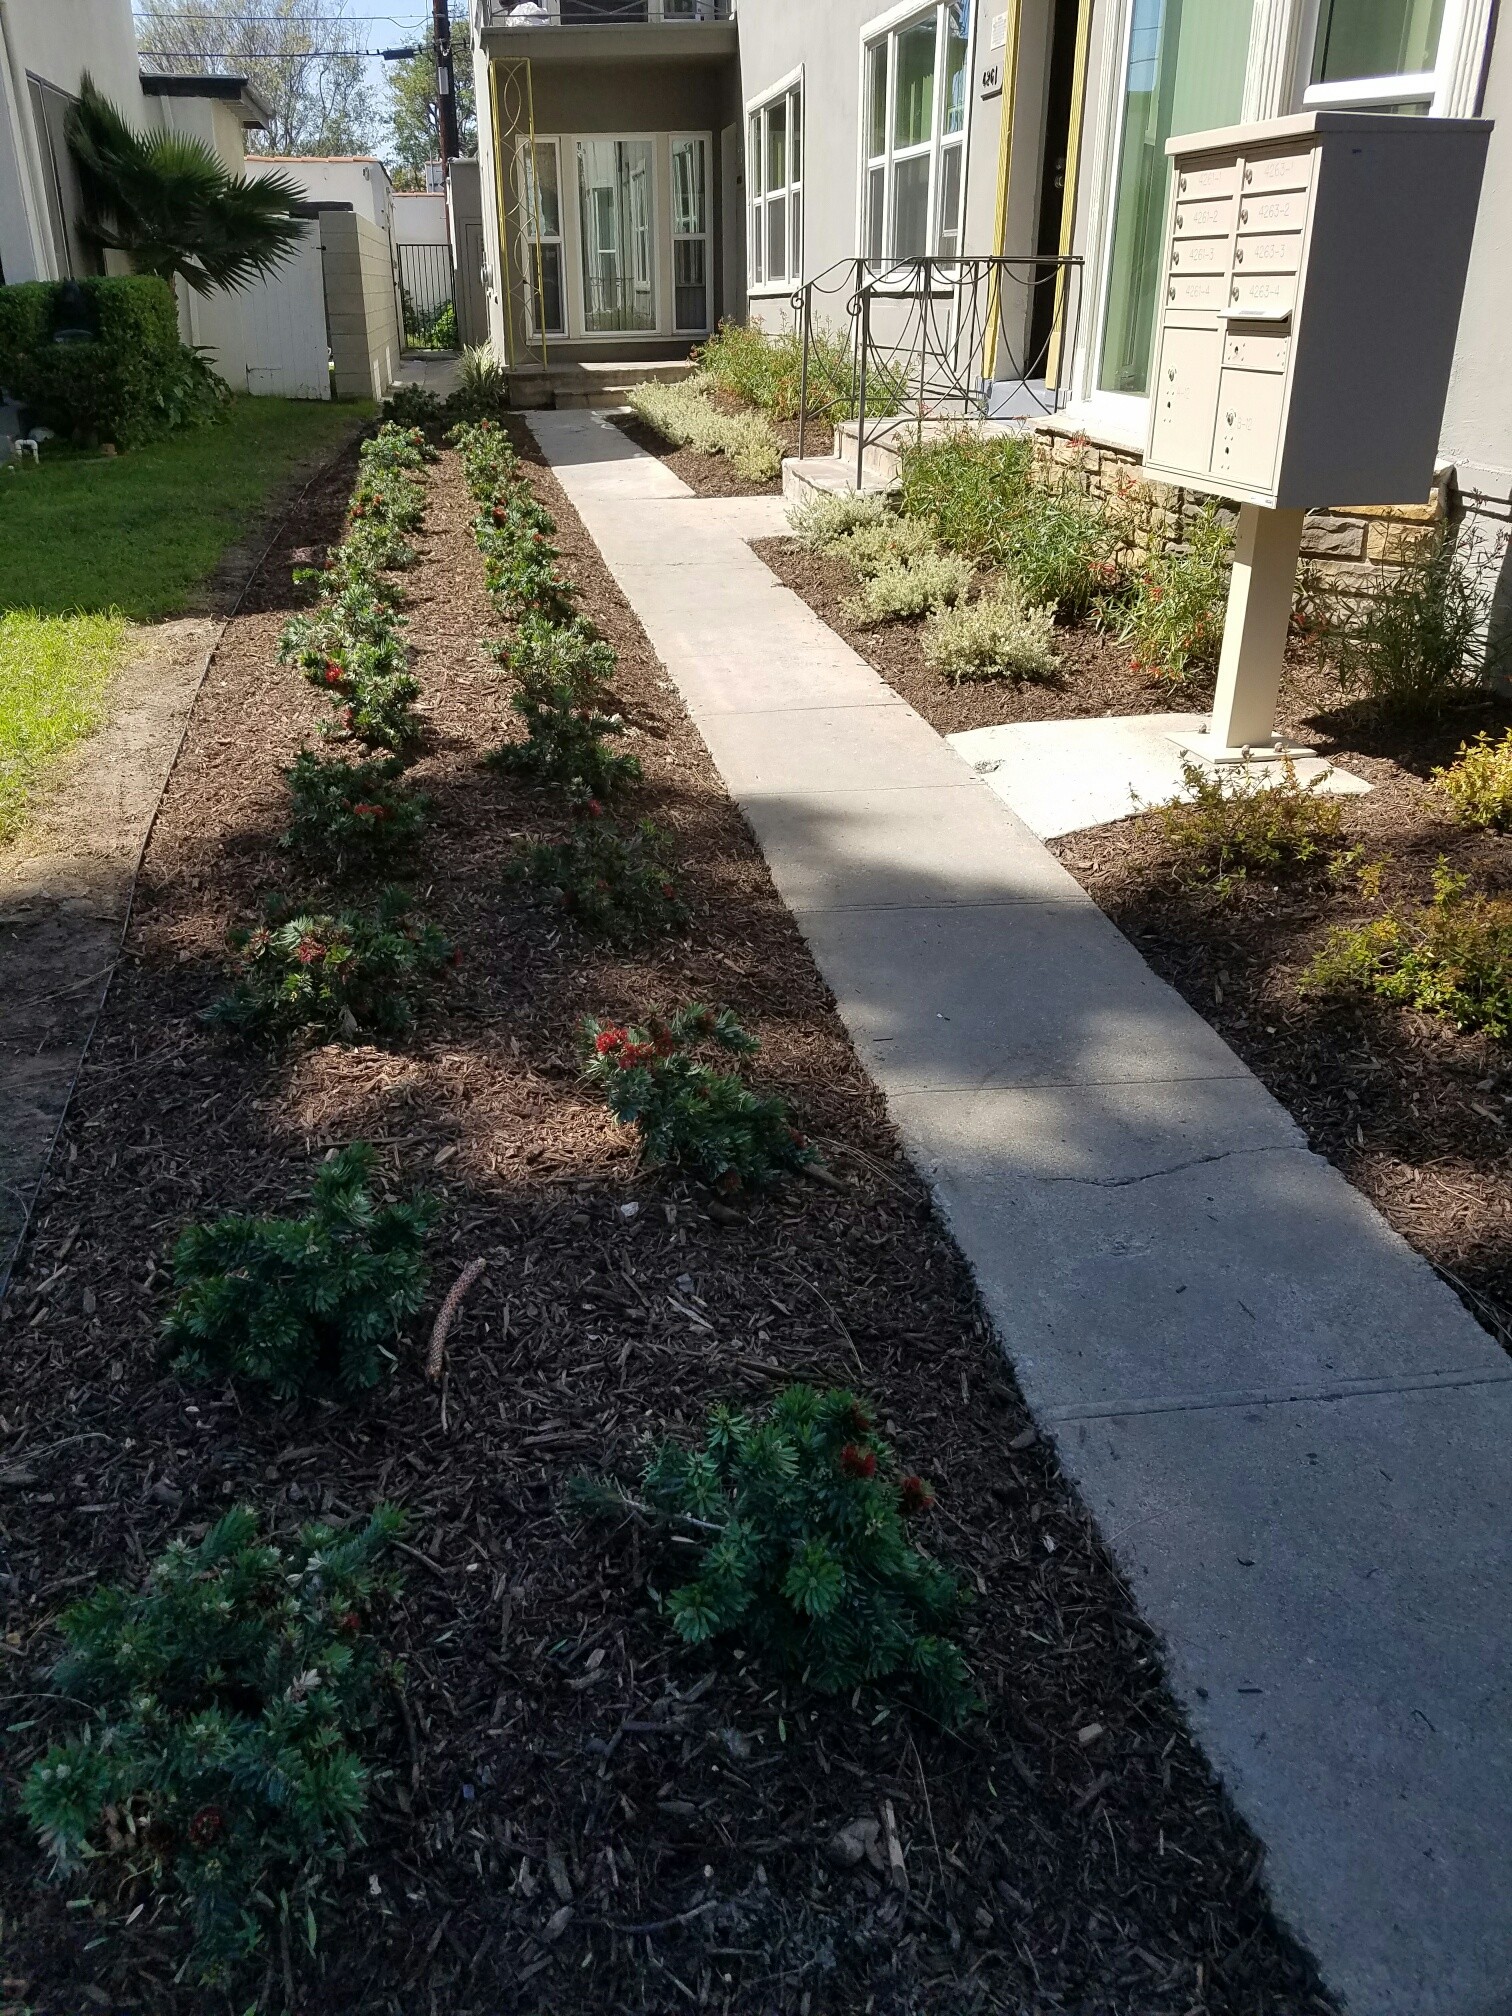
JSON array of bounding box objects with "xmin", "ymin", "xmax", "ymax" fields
[
  {"xmin": 629, "ymin": 379, "xmax": 783, "ymax": 483},
  {"xmin": 924, "ymin": 585, "xmax": 1058, "ymax": 684},
  {"xmin": 786, "ymin": 489, "xmax": 888, "ymax": 550},
  {"xmin": 842, "ymin": 551, "xmax": 973, "ymax": 627}
]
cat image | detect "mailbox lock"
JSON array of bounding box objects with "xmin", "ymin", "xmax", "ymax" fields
[
  {"xmin": 1231, "ymin": 284, "xmax": 1240, "ymax": 300},
  {"xmin": 1171, "ymin": 250, "xmax": 1180, "ymax": 266},
  {"xmin": 1240, "ymin": 205, "xmax": 1249, "ymax": 224},
  {"xmin": 1167, "ymin": 283, "xmax": 1176, "ymax": 300},
  {"xmin": 1179, "ymin": 174, "xmax": 1188, "ymax": 193},
  {"xmin": 1176, "ymin": 211, "xmax": 1184, "ymax": 229},
  {"xmin": 1167, "ymin": 368, "xmax": 1176, "ymax": 381},
  {"xmin": 1234, "ymin": 248, "xmax": 1245, "ymax": 264},
  {"xmin": 1244, "ymin": 166, "xmax": 1254, "ymax": 184},
  {"xmin": 1225, "ymin": 410, "xmax": 1235, "ymax": 424}
]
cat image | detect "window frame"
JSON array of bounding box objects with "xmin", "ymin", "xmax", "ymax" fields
[
  {"xmin": 858, "ymin": 1, "xmax": 972, "ymax": 270},
  {"xmin": 517, "ymin": 134, "xmax": 567, "ymax": 340},
  {"xmin": 746, "ymin": 69, "xmax": 804, "ymax": 295},
  {"xmin": 670, "ymin": 130, "xmax": 713, "ymax": 334},
  {"xmin": 1294, "ymin": 0, "xmax": 1476, "ymax": 115}
]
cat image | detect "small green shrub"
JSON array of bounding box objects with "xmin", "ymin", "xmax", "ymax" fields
[
  {"xmin": 1333, "ymin": 543, "xmax": 1491, "ymax": 721},
  {"xmin": 491, "ymin": 614, "xmax": 639, "ymax": 796},
  {"xmin": 580, "ymin": 1003, "xmax": 812, "ymax": 1191},
  {"xmin": 923, "ymin": 584, "xmax": 1058, "ymax": 684},
  {"xmin": 832, "ymin": 513, "xmax": 941, "ymax": 579},
  {"xmin": 1001, "ymin": 484, "xmax": 1126, "ymax": 621},
  {"xmin": 841, "ymin": 549, "xmax": 973, "ymax": 627},
  {"xmin": 574, "ymin": 1386, "xmax": 973, "ymax": 1725},
  {"xmin": 1434, "ymin": 728, "xmax": 1512, "ymax": 831},
  {"xmin": 628, "ymin": 379, "xmax": 783, "ymax": 483},
  {"xmin": 22, "ymin": 1504, "xmax": 404, "ymax": 1981},
  {"xmin": 448, "ymin": 416, "xmax": 519, "ymax": 496},
  {"xmin": 0, "ymin": 274, "xmax": 227, "ymax": 446},
  {"xmin": 282, "ymin": 750, "xmax": 428, "ymax": 870},
  {"xmin": 786, "ymin": 490, "xmax": 889, "ymax": 551},
  {"xmin": 162, "ymin": 1143, "xmax": 434, "ymax": 1396},
  {"xmin": 898, "ymin": 431, "xmax": 1034, "ymax": 560},
  {"xmin": 1122, "ymin": 504, "xmax": 1232, "ymax": 682},
  {"xmin": 698, "ymin": 319, "xmax": 904, "ymax": 423},
  {"xmin": 1151, "ymin": 756, "xmax": 1343, "ymax": 890},
  {"xmin": 209, "ymin": 889, "xmax": 453, "ymax": 1043},
  {"xmin": 1301, "ymin": 861, "xmax": 1512, "ymax": 1036},
  {"xmin": 514, "ymin": 811, "xmax": 686, "ymax": 942},
  {"xmin": 328, "ymin": 666, "xmax": 425, "ymax": 755},
  {"xmin": 381, "ymin": 382, "xmax": 444, "ymax": 427}
]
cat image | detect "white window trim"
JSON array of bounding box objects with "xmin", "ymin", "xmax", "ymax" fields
[
  {"xmin": 670, "ymin": 130, "xmax": 713, "ymax": 334},
  {"xmin": 856, "ymin": 0, "xmax": 972, "ymax": 272},
  {"xmin": 1061, "ymin": 0, "xmax": 1496, "ymax": 439},
  {"xmin": 746, "ymin": 67, "xmax": 804, "ymax": 296},
  {"xmin": 517, "ymin": 134, "xmax": 566, "ymax": 340}
]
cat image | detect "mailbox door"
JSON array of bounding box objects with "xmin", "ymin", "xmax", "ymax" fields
[
  {"xmin": 1148, "ymin": 321, "xmax": 1222, "ymax": 479},
  {"xmin": 1214, "ymin": 366, "xmax": 1286, "ymax": 492}
]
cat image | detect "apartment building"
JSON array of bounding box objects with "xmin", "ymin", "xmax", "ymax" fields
[{"xmin": 473, "ymin": 1, "xmax": 1508, "ymax": 582}]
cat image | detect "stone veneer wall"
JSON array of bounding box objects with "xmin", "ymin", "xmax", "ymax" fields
[{"xmin": 1032, "ymin": 424, "xmax": 1452, "ymax": 618}]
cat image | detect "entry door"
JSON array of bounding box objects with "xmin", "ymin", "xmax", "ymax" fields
[{"xmin": 576, "ymin": 140, "xmax": 657, "ymax": 333}]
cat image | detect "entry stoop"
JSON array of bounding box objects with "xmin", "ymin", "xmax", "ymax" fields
[
  {"xmin": 508, "ymin": 358, "xmax": 696, "ymax": 411},
  {"xmin": 780, "ymin": 456, "xmax": 895, "ymax": 506}
]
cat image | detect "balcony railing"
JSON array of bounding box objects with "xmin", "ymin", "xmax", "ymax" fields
[{"xmin": 489, "ymin": 0, "xmax": 731, "ymax": 26}]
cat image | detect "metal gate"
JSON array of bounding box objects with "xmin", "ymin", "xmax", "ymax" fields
[{"xmin": 397, "ymin": 241, "xmax": 458, "ymax": 351}]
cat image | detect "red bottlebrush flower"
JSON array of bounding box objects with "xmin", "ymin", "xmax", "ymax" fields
[
  {"xmin": 449, "ymin": 948, "xmax": 464, "ymax": 968},
  {"xmin": 586, "ymin": 799, "xmax": 603, "ymax": 818},
  {"xmin": 594, "ymin": 878, "xmax": 610, "ymax": 894},
  {"xmin": 788, "ymin": 1127, "xmax": 808, "ymax": 1150},
  {"xmin": 492, "ymin": 506, "xmax": 506, "ymax": 524},
  {"xmin": 718, "ymin": 1169, "xmax": 742, "ymax": 1193},
  {"xmin": 337, "ymin": 1609, "xmax": 362, "ymax": 1635},
  {"xmin": 351, "ymin": 801, "xmax": 384, "ymax": 819},
  {"xmin": 323, "ymin": 662, "xmax": 345, "ymax": 687},
  {"xmin": 845, "ymin": 1400, "xmax": 873, "ymax": 1436},
  {"xmin": 342, "ymin": 707, "xmax": 356, "ymax": 729},
  {"xmin": 840, "ymin": 1444, "xmax": 877, "ymax": 1481},
  {"xmin": 187, "ymin": 1805, "xmax": 224, "ymax": 1850},
  {"xmin": 899, "ymin": 1474, "xmax": 935, "ymax": 1517},
  {"xmin": 350, "ymin": 504, "xmax": 366, "ymax": 519},
  {"xmin": 660, "ymin": 881, "xmax": 676, "ymax": 900},
  {"xmin": 295, "ymin": 937, "xmax": 326, "ymax": 966},
  {"xmin": 595, "ymin": 1028, "xmax": 625, "ymax": 1055}
]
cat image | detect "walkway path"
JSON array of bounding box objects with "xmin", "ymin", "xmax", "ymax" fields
[{"xmin": 527, "ymin": 410, "xmax": 1512, "ymax": 2016}]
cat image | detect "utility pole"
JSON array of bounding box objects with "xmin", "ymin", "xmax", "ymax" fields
[{"xmin": 433, "ymin": 0, "xmax": 460, "ymax": 166}]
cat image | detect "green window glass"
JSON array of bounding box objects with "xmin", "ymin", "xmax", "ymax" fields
[
  {"xmin": 868, "ymin": 41, "xmax": 888, "ymax": 158},
  {"xmin": 945, "ymin": 2, "xmax": 970, "ymax": 136},
  {"xmin": 1311, "ymin": 0, "xmax": 1446, "ymax": 84},
  {"xmin": 894, "ymin": 16, "xmax": 938, "ymax": 150},
  {"xmin": 1097, "ymin": 0, "xmax": 1253, "ymax": 397}
]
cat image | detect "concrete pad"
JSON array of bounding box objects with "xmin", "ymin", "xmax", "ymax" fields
[
  {"xmin": 741, "ymin": 783, "xmax": 1090, "ymax": 911},
  {"xmin": 888, "ymin": 1077, "xmax": 1508, "ymax": 1411},
  {"xmin": 707, "ymin": 701, "xmax": 974, "ymax": 795},
  {"xmin": 1061, "ymin": 1383, "xmax": 1512, "ymax": 2016},
  {"xmin": 796, "ymin": 899, "xmax": 1250, "ymax": 1092},
  {"xmin": 951, "ymin": 712, "xmax": 1372, "ymax": 839}
]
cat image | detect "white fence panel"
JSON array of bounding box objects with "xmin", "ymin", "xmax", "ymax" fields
[{"xmin": 237, "ymin": 226, "xmax": 331, "ymax": 400}]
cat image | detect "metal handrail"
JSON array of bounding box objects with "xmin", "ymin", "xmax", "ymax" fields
[{"xmin": 793, "ymin": 252, "xmax": 1084, "ymax": 489}]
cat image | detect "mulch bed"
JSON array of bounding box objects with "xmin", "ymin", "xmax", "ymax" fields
[
  {"xmin": 758, "ymin": 532, "xmax": 1512, "ymax": 1352},
  {"xmin": 0, "ymin": 429, "xmax": 1330, "ymax": 2016}
]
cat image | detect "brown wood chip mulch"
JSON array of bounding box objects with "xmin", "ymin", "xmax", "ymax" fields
[
  {"xmin": 0, "ymin": 425, "xmax": 1331, "ymax": 2016},
  {"xmin": 611, "ymin": 388, "xmax": 828, "ymax": 498},
  {"xmin": 756, "ymin": 522, "xmax": 1512, "ymax": 1357}
]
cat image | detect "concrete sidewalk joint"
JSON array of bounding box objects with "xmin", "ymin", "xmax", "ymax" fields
[{"xmin": 527, "ymin": 408, "xmax": 1512, "ymax": 2016}]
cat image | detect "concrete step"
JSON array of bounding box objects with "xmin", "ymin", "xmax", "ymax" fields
[
  {"xmin": 781, "ymin": 455, "xmax": 895, "ymax": 507},
  {"xmin": 508, "ymin": 357, "xmax": 696, "ymax": 411}
]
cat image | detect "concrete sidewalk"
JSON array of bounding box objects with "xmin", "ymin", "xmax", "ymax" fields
[{"xmin": 528, "ymin": 409, "xmax": 1512, "ymax": 2016}]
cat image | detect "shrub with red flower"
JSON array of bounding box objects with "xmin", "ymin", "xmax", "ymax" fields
[
  {"xmin": 579, "ymin": 1002, "xmax": 813, "ymax": 1191},
  {"xmin": 840, "ymin": 1443, "xmax": 877, "ymax": 1481},
  {"xmin": 282, "ymin": 751, "xmax": 429, "ymax": 871},
  {"xmin": 513, "ymin": 816, "xmax": 685, "ymax": 945}
]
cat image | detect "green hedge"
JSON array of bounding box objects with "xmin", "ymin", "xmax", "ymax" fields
[{"xmin": 0, "ymin": 275, "xmax": 226, "ymax": 447}]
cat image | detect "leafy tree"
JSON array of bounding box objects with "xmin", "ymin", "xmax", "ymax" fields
[
  {"xmin": 387, "ymin": 30, "xmax": 476, "ymax": 190},
  {"xmin": 66, "ymin": 75, "xmax": 304, "ymax": 297},
  {"xmin": 135, "ymin": 0, "xmax": 376, "ymax": 157}
]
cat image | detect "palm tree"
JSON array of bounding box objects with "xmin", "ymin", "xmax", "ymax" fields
[{"xmin": 65, "ymin": 75, "xmax": 306, "ymax": 297}]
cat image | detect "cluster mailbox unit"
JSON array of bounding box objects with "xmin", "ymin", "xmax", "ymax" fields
[{"xmin": 1141, "ymin": 110, "xmax": 1491, "ymax": 761}]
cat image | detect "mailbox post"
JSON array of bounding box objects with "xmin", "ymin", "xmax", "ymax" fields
[{"xmin": 1141, "ymin": 110, "xmax": 1492, "ymax": 763}]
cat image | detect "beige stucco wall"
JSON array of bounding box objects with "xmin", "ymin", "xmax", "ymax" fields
[{"xmin": 320, "ymin": 208, "xmax": 400, "ymax": 400}]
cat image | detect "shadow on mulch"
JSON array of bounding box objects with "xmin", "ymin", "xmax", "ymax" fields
[{"xmin": 0, "ymin": 426, "xmax": 1331, "ymax": 2016}]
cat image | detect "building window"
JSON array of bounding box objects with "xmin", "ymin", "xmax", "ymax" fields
[
  {"xmin": 1095, "ymin": 0, "xmax": 1254, "ymax": 398},
  {"xmin": 672, "ymin": 135, "xmax": 710, "ymax": 330},
  {"xmin": 577, "ymin": 138, "xmax": 656, "ymax": 333},
  {"xmin": 519, "ymin": 138, "xmax": 565, "ymax": 337},
  {"xmin": 862, "ymin": 3, "xmax": 970, "ymax": 265},
  {"xmin": 749, "ymin": 82, "xmax": 802, "ymax": 288},
  {"xmin": 1303, "ymin": 0, "xmax": 1449, "ymax": 112}
]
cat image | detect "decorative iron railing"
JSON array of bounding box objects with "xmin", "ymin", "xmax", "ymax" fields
[{"xmin": 793, "ymin": 254, "xmax": 1085, "ymax": 488}]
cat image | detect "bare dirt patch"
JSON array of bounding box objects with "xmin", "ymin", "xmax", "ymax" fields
[{"xmin": 0, "ymin": 431, "xmax": 1328, "ymax": 2016}]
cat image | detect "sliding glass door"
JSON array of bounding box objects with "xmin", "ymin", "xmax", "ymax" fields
[{"xmin": 577, "ymin": 139, "xmax": 657, "ymax": 333}]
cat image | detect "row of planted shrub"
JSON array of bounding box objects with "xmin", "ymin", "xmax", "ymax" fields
[{"xmin": 20, "ymin": 414, "xmax": 976, "ymax": 1992}]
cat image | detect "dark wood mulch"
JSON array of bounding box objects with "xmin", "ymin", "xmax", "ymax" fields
[
  {"xmin": 757, "ymin": 532, "xmax": 1512, "ymax": 1352},
  {"xmin": 0, "ymin": 429, "xmax": 1330, "ymax": 2016}
]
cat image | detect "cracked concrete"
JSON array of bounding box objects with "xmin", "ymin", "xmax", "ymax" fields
[{"xmin": 527, "ymin": 409, "xmax": 1512, "ymax": 2016}]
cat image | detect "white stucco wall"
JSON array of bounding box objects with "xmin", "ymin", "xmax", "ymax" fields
[
  {"xmin": 249, "ymin": 155, "xmax": 394, "ymax": 235},
  {"xmin": 393, "ymin": 190, "xmax": 450, "ymax": 245}
]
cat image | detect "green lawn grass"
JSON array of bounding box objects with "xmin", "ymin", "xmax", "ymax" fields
[
  {"xmin": 0, "ymin": 610, "xmax": 128, "ymax": 838},
  {"xmin": 0, "ymin": 396, "xmax": 372, "ymax": 621}
]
